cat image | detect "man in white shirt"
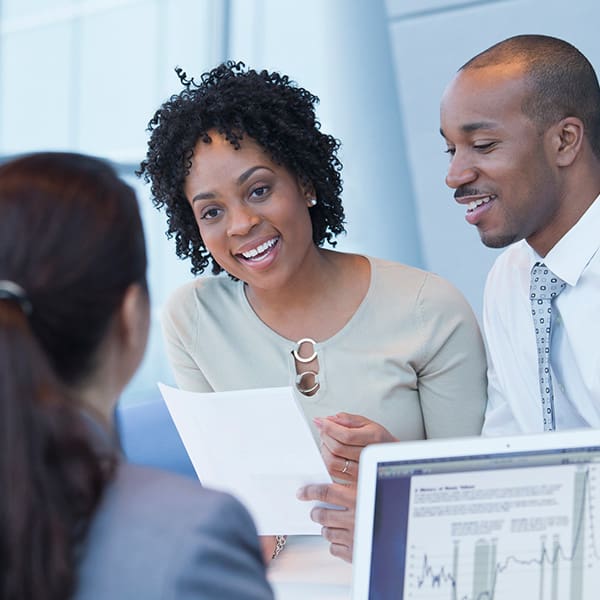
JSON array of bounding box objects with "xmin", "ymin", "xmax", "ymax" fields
[{"xmin": 440, "ymin": 34, "xmax": 600, "ymax": 435}]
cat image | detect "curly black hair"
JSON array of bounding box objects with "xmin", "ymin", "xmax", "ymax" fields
[{"xmin": 138, "ymin": 61, "xmax": 346, "ymax": 276}]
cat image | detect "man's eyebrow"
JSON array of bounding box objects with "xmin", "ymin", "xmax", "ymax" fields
[
  {"xmin": 440, "ymin": 121, "xmax": 499, "ymax": 139},
  {"xmin": 460, "ymin": 121, "xmax": 499, "ymax": 133}
]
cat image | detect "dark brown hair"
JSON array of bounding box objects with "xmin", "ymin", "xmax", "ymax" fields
[{"xmin": 0, "ymin": 152, "xmax": 147, "ymax": 600}]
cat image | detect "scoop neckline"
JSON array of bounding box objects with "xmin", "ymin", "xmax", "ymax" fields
[{"xmin": 237, "ymin": 254, "xmax": 376, "ymax": 347}]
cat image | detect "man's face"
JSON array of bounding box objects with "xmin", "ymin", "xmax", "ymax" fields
[{"xmin": 440, "ymin": 64, "xmax": 561, "ymax": 253}]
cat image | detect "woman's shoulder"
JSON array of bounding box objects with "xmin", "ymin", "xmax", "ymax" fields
[
  {"xmin": 367, "ymin": 255, "xmax": 467, "ymax": 308},
  {"xmin": 86, "ymin": 463, "xmax": 259, "ymax": 563},
  {"xmin": 368, "ymin": 255, "xmax": 428, "ymax": 282},
  {"xmin": 163, "ymin": 275, "xmax": 243, "ymax": 319},
  {"xmin": 77, "ymin": 463, "xmax": 269, "ymax": 599},
  {"xmin": 107, "ymin": 463, "xmax": 249, "ymax": 523},
  {"xmin": 167, "ymin": 274, "xmax": 240, "ymax": 302}
]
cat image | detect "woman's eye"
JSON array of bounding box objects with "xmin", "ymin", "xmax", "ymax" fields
[
  {"xmin": 444, "ymin": 147, "xmax": 456, "ymax": 156},
  {"xmin": 250, "ymin": 185, "xmax": 269, "ymax": 199},
  {"xmin": 200, "ymin": 207, "xmax": 221, "ymax": 220},
  {"xmin": 474, "ymin": 142, "xmax": 494, "ymax": 151}
]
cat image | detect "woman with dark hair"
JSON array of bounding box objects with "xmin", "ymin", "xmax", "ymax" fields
[
  {"xmin": 139, "ymin": 62, "xmax": 487, "ymax": 562},
  {"xmin": 0, "ymin": 152, "xmax": 273, "ymax": 600}
]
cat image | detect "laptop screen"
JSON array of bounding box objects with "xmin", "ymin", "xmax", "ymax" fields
[{"xmin": 352, "ymin": 430, "xmax": 600, "ymax": 600}]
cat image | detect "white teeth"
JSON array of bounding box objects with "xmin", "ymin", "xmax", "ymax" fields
[
  {"xmin": 467, "ymin": 196, "xmax": 493, "ymax": 211},
  {"xmin": 242, "ymin": 237, "xmax": 277, "ymax": 259}
]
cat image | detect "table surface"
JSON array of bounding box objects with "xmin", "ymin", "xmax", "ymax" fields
[{"xmin": 267, "ymin": 535, "xmax": 353, "ymax": 600}]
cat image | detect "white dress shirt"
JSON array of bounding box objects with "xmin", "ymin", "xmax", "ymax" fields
[{"xmin": 482, "ymin": 195, "xmax": 600, "ymax": 435}]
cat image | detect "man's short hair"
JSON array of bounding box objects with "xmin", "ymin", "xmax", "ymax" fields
[{"xmin": 461, "ymin": 34, "xmax": 600, "ymax": 158}]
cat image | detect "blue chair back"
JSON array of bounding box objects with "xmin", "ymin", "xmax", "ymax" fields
[{"xmin": 117, "ymin": 398, "xmax": 198, "ymax": 480}]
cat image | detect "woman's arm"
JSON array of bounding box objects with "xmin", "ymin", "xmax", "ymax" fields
[
  {"xmin": 415, "ymin": 273, "xmax": 487, "ymax": 438},
  {"xmin": 161, "ymin": 293, "xmax": 213, "ymax": 392}
]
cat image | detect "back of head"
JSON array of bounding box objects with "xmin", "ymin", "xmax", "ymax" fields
[
  {"xmin": 461, "ymin": 34, "xmax": 600, "ymax": 158},
  {"xmin": 0, "ymin": 152, "xmax": 147, "ymax": 600}
]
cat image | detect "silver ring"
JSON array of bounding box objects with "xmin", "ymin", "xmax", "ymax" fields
[
  {"xmin": 292, "ymin": 337, "xmax": 318, "ymax": 363},
  {"xmin": 341, "ymin": 459, "xmax": 350, "ymax": 474},
  {"xmin": 296, "ymin": 370, "xmax": 320, "ymax": 395}
]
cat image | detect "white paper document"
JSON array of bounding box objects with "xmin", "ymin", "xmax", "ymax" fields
[{"xmin": 158, "ymin": 383, "xmax": 332, "ymax": 535}]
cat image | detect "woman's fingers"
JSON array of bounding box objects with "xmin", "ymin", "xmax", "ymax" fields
[
  {"xmin": 296, "ymin": 482, "xmax": 357, "ymax": 563},
  {"xmin": 319, "ymin": 441, "xmax": 359, "ymax": 482}
]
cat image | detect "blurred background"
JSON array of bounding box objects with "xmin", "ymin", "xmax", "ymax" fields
[{"xmin": 1, "ymin": 0, "xmax": 597, "ymax": 406}]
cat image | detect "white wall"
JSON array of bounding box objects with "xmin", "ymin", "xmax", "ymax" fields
[
  {"xmin": 0, "ymin": 0, "xmax": 229, "ymax": 402},
  {"xmin": 0, "ymin": 0, "xmax": 226, "ymax": 159}
]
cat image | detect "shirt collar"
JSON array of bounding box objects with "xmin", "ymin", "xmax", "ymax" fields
[{"xmin": 527, "ymin": 194, "xmax": 600, "ymax": 286}]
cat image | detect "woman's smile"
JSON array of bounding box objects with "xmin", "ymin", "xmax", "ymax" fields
[
  {"xmin": 235, "ymin": 235, "xmax": 281, "ymax": 268},
  {"xmin": 185, "ymin": 130, "xmax": 316, "ymax": 290}
]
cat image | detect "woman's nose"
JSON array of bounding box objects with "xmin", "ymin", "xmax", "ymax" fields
[{"xmin": 226, "ymin": 205, "xmax": 261, "ymax": 237}]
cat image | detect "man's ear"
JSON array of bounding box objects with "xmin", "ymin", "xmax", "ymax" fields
[{"xmin": 552, "ymin": 116, "xmax": 585, "ymax": 167}]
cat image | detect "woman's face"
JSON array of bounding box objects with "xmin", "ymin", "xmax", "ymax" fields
[{"xmin": 184, "ymin": 130, "xmax": 316, "ymax": 291}]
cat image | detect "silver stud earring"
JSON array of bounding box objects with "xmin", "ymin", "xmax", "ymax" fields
[{"xmin": 308, "ymin": 198, "xmax": 317, "ymax": 207}]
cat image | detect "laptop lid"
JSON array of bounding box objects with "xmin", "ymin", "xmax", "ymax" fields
[{"xmin": 352, "ymin": 429, "xmax": 600, "ymax": 600}]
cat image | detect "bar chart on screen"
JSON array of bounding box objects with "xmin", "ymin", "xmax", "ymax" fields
[{"xmin": 402, "ymin": 463, "xmax": 600, "ymax": 600}]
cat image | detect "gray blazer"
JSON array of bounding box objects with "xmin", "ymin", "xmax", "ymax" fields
[{"xmin": 74, "ymin": 462, "xmax": 274, "ymax": 599}]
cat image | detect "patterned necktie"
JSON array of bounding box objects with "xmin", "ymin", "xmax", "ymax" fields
[{"xmin": 529, "ymin": 263, "xmax": 567, "ymax": 431}]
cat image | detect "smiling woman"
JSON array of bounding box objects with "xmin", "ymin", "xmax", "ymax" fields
[
  {"xmin": 138, "ymin": 61, "xmax": 488, "ymax": 563},
  {"xmin": 183, "ymin": 131, "xmax": 317, "ymax": 294}
]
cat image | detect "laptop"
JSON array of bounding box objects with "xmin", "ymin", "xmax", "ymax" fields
[{"xmin": 352, "ymin": 429, "xmax": 600, "ymax": 600}]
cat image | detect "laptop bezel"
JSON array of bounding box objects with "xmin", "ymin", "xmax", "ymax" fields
[{"xmin": 351, "ymin": 428, "xmax": 600, "ymax": 599}]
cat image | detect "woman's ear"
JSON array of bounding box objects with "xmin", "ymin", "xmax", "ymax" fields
[
  {"xmin": 302, "ymin": 182, "xmax": 317, "ymax": 207},
  {"xmin": 118, "ymin": 283, "xmax": 150, "ymax": 368},
  {"xmin": 551, "ymin": 117, "xmax": 585, "ymax": 167}
]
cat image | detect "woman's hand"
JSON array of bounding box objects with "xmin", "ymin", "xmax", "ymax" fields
[
  {"xmin": 315, "ymin": 413, "xmax": 397, "ymax": 483},
  {"xmin": 296, "ymin": 482, "xmax": 357, "ymax": 562},
  {"xmin": 259, "ymin": 535, "xmax": 277, "ymax": 564}
]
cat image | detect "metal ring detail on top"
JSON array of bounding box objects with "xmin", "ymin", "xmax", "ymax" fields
[{"xmin": 292, "ymin": 337, "xmax": 318, "ymax": 363}]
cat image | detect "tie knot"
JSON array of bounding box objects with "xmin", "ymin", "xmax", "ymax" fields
[{"xmin": 530, "ymin": 263, "xmax": 566, "ymax": 301}]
